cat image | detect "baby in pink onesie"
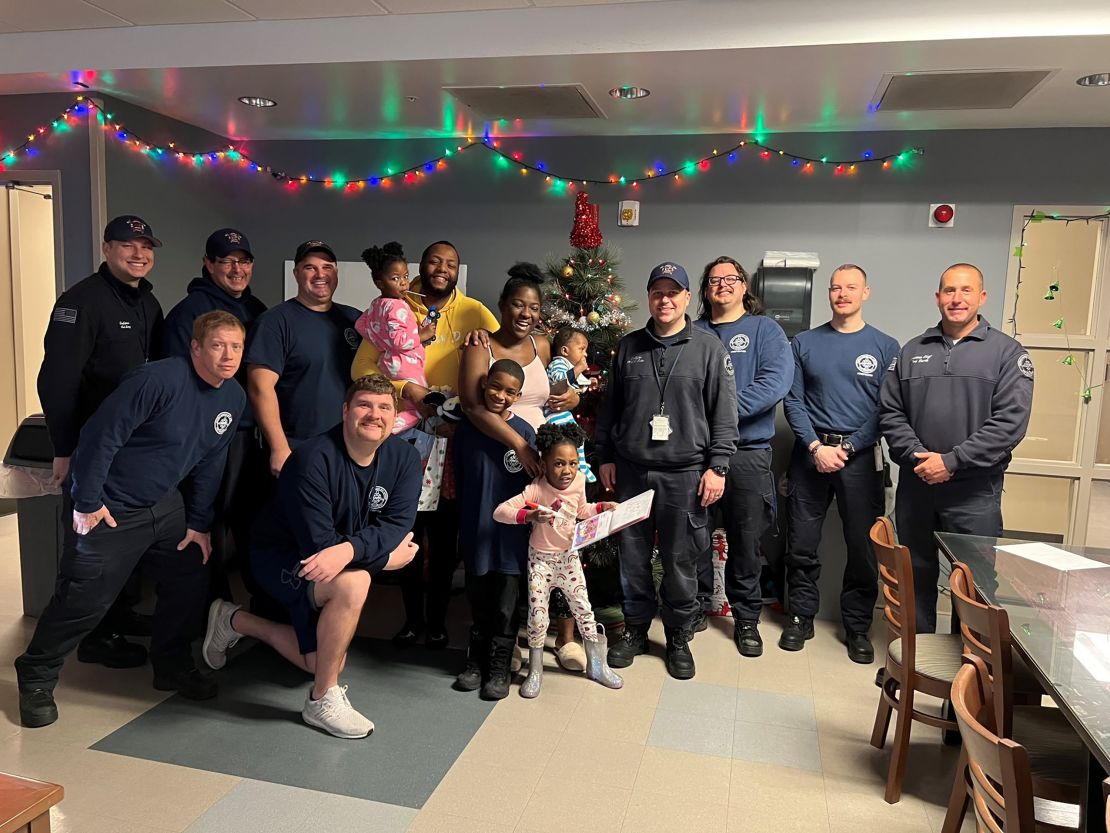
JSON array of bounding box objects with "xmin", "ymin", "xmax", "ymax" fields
[{"xmin": 356, "ymin": 241, "xmax": 436, "ymax": 433}]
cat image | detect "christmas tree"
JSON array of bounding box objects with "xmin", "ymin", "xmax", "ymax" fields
[{"xmin": 542, "ymin": 192, "xmax": 635, "ymax": 381}]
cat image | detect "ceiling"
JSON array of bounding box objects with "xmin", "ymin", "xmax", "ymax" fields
[{"xmin": 1, "ymin": 0, "xmax": 1109, "ymax": 139}]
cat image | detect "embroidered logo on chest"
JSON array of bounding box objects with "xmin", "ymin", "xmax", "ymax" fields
[
  {"xmin": 855, "ymin": 354, "xmax": 878, "ymax": 376},
  {"xmin": 343, "ymin": 327, "xmax": 361, "ymax": 349},
  {"xmin": 119, "ymin": 320, "xmax": 132, "ymax": 330},
  {"xmin": 503, "ymin": 450, "xmax": 523, "ymax": 473},
  {"xmin": 728, "ymin": 333, "xmax": 749, "ymax": 353},
  {"xmin": 368, "ymin": 486, "xmax": 389, "ymax": 511},
  {"xmin": 213, "ymin": 412, "xmax": 233, "ymax": 435}
]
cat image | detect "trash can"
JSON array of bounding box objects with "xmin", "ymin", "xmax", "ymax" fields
[{"xmin": 4, "ymin": 415, "xmax": 61, "ymax": 617}]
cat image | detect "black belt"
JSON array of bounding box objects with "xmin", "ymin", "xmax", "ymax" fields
[{"xmin": 815, "ymin": 431, "xmax": 850, "ymax": 446}]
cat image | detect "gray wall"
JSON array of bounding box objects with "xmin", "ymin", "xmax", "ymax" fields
[
  {"xmin": 0, "ymin": 93, "xmax": 95, "ymax": 286},
  {"xmin": 100, "ymin": 109, "xmax": 1110, "ymax": 349}
]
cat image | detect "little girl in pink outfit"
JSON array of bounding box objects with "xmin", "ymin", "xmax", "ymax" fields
[
  {"xmin": 356, "ymin": 242, "xmax": 435, "ymax": 433},
  {"xmin": 494, "ymin": 422, "xmax": 624, "ymax": 698}
]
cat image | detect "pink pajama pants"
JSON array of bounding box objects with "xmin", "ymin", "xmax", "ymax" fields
[{"xmin": 526, "ymin": 546, "xmax": 598, "ymax": 649}]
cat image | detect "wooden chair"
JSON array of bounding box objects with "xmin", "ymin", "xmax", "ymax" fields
[
  {"xmin": 0, "ymin": 772, "xmax": 63, "ymax": 833},
  {"xmin": 951, "ymin": 657, "xmax": 1081, "ymax": 832},
  {"xmin": 869, "ymin": 516, "xmax": 964, "ymax": 803},
  {"xmin": 942, "ymin": 562, "xmax": 1085, "ymax": 833}
]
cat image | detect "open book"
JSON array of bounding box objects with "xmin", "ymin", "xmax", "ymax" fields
[{"xmin": 571, "ymin": 490, "xmax": 654, "ymax": 552}]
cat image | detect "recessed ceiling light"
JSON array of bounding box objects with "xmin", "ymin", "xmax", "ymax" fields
[
  {"xmin": 609, "ymin": 86, "xmax": 650, "ymax": 100},
  {"xmin": 238, "ymin": 96, "xmax": 276, "ymax": 108},
  {"xmin": 1076, "ymin": 73, "xmax": 1110, "ymax": 87}
]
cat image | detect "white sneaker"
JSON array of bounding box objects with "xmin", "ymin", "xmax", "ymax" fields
[
  {"xmin": 302, "ymin": 685, "xmax": 375, "ymax": 739},
  {"xmin": 202, "ymin": 599, "xmax": 242, "ymax": 670}
]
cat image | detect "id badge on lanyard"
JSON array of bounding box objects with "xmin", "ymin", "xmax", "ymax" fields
[{"xmin": 650, "ymin": 341, "xmax": 686, "ymax": 442}]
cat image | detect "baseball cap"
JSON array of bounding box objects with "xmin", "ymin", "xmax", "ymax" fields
[
  {"xmin": 294, "ymin": 240, "xmax": 337, "ymax": 264},
  {"xmin": 205, "ymin": 228, "xmax": 253, "ymax": 260},
  {"xmin": 103, "ymin": 215, "xmax": 162, "ymax": 248},
  {"xmin": 646, "ymin": 261, "xmax": 689, "ymax": 291}
]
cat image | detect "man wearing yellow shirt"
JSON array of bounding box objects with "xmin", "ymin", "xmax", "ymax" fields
[{"xmin": 352, "ymin": 240, "xmax": 498, "ymax": 650}]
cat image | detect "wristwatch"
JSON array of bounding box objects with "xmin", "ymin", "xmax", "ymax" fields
[
  {"xmin": 711, "ymin": 465, "xmax": 729, "ymax": 477},
  {"xmin": 841, "ymin": 440, "xmax": 855, "ymax": 456}
]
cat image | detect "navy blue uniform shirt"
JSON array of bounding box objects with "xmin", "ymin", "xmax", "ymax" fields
[
  {"xmin": 70, "ymin": 356, "xmax": 245, "ymax": 531},
  {"xmin": 251, "ymin": 427, "xmax": 422, "ymax": 575},
  {"xmin": 784, "ymin": 323, "xmax": 900, "ymax": 451},
  {"xmin": 245, "ymin": 299, "xmax": 361, "ymax": 445},
  {"xmin": 695, "ymin": 314, "xmax": 792, "ymax": 448},
  {"xmin": 455, "ymin": 414, "xmax": 536, "ymax": 576}
]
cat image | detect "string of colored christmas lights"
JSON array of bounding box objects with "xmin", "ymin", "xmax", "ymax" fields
[
  {"xmin": 1009, "ymin": 208, "xmax": 1110, "ymax": 403},
  {"xmin": 1, "ymin": 96, "xmax": 924, "ymax": 194}
]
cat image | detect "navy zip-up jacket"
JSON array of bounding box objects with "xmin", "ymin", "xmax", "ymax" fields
[
  {"xmin": 163, "ymin": 276, "xmax": 267, "ymax": 359},
  {"xmin": 879, "ymin": 317, "xmax": 1033, "ymax": 479},
  {"xmin": 38, "ymin": 263, "xmax": 164, "ymax": 456},
  {"xmin": 595, "ymin": 317, "xmax": 739, "ymax": 471},
  {"xmin": 251, "ymin": 427, "xmax": 421, "ymax": 575},
  {"xmin": 694, "ymin": 314, "xmax": 792, "ymax": 448},
  {"xmin": 70, "ymin": 357, "xmax": 245, "ymax": 530}
]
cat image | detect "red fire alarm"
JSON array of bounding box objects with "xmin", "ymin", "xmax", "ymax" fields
[{"xmin": 930, "ymin": 203, "xmax": 956, "ymax": 228}]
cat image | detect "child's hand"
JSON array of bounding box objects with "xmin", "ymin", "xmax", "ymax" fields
[
  {"xmin": 599, "ymin": 501, "xmax": 620, "ymax": 513},
  {"xmin": 419, "ymin": 320, "xmax": 438, "ymax": 344},
  {"xmin": 526, "ymin": 508, "xmax": 554, "ymax": 524}
]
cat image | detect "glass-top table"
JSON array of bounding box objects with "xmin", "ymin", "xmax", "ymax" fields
[{"xmin": 935, "ymin": 532, "xmax": 1110, "ymax": 829}]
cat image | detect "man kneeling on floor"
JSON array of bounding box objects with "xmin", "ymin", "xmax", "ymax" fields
[
  {"xmin": 17, "ymin": 311, "xmax": 247, "ymax": 727},
  {"xmin": 202, "ymin": 375, "xmax": 422, "ymax": 738}
]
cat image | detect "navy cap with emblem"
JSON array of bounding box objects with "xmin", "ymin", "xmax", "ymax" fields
[
  {"xmin": 647, "ymin": 261, "xmax": 689, "ymax": 291},
  {"xmin": 294, "ymin": 240, "xmax": 337, "ymax": 264},
  {"xmin": 205, "ymin": 228, "xmax": 253, "ymax": 260},
  {"xmin": 104, "ymin": 215, "xmax": 162, "ymax": 247}
]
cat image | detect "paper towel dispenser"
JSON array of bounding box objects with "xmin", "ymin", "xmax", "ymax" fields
[{"xmin": 752, "ymin": 266, "xmax": 813, "ymax": 339}]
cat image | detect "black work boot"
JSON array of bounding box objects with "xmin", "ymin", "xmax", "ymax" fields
[
  {"xmin": 607, "ymin": 624, "xmax": 648, "ymax": 668},
  {"xmin": 778, "ymin": 615, "xmax": 815, "ymax": 652},
  {"xmin": 734, "ymin": 619, "xmax": 763, "ymax": 657},
  {"xmin": 453, "ymin": 627, "xmax": 486, "ymax": 692},
  {"xmin": 690, "ymin": 610, "xmax": 708, "ymax": 636},
  {"xmin": 77, "ymin": 633, "xmax": 147, "ymax": 668},
  {"xmin": 664, "ymin": 628, "xmax": 695, "ymax": 680},
  {"xmin": 19, "ymin": 689, "xmax": 58, "ymax": 728},
  {"xmin": 480, "ymin": 636, "xmax": 514, "ymax": 701},
  {"xmin": 845, "ymin": 631, "xmax": 875, "ymax": 664}
]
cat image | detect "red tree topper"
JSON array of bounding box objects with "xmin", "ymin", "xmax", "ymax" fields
[{"xmin": 569, "ymin": 192, "xmax": 603, "ymax": 249}]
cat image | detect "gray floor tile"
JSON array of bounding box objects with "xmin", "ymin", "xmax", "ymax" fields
[
  {"xmin": 302, "ymin": 789, "xmax": 418, "ymax": 832},
  {"xmin": 94, "ymin": 637, "xmax": 494, "ymax": 808},
  {"xmin": 647, "ymin": 707, "xmax": 734, "ymax": 758},
  {"xmin": 732, "ymin": 722, "xmax": 822, "ymax": 771},
  {"xmin": 736, "ymin": 688, "xmax": 817, "ymax": 731},
  {"xmin": 656, "ymin": 678, "xmax": 737, "ymax": 718}
]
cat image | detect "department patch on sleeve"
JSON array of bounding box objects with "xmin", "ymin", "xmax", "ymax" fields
[
  {"xmin": 1017, "ymin": 353, "xmax": 1034, "ymax": 379},
  {"xmin": 52, "ymin": 307, "xmax": 78, "ymax": 324},
  {"xmin": 887, "ymin": 356, "xmax": 898, "ymax": 371},
  {"xmin": 723, "ymin": 355, "xmax": 735, "ymax": 377}
]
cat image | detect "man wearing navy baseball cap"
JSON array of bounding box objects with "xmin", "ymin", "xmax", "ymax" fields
[
  {"xmin": 163, "ymin": 229, "xmax": 269, "ymax": 601},
  {"xmin": 35, "ymin": 214, "xmax": 166, "ymax": 670},
  {"xmin": 595, "ymin": 261, "xmax": 738, "ymax": 680}
]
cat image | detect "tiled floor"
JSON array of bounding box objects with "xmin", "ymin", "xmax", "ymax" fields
[{"xmin": 0, "ymin": 512, "xmax": 974, "ymax": 833}]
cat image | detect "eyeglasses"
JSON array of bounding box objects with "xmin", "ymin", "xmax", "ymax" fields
[
  {"xmin": 214, "ymin": 257, "xmax": 253, "ymax": 267},
  {"xmin": 707, "ymin": 275, "xmax": 744, "ymax": 287}
]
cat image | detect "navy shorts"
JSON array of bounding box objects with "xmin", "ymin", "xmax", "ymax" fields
[{"xmin": 250, "ymin": 548, "xmax": 320, "ymax": 654}]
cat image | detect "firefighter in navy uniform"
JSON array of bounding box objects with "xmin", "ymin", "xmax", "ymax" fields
[
  {"xmin": 163, "ymin": 229, "xmax": 268, "ymax": 600},
  {"xmin": 36, "ymin": 215, "xmax": 165, "ymax": 669},
  {"xmin": 880, "ymin": 263, "xmax": 1033, "ymax": 633},
  {"xmin": 17, "ymin": 311, "xmax": 248, "ymax": 728}
]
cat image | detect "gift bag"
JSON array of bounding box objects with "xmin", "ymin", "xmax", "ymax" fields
[
  {"xmin": 398, "ymin": 427, "xmax": 448, "ymax": 512},
  {"xmin": 708, "ymin": 529, "xmax": 731, "ymax": 617}
]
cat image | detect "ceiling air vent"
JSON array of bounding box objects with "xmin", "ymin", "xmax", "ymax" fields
[
  {"xmin": 443, "ymin": 84, "xmax": 606, "ymax": 120},
  {"xmin": 873, "ymin": 69, "xmax": 1053, "ymax": 111}
]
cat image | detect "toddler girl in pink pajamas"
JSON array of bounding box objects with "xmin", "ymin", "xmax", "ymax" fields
[
  {"xmin": 357, "ymin": 242, "xmax": 435, "ymax": 433},
  {"xmin": 494, "ymin": 422, "xmax": 624, "ymax": 698}
]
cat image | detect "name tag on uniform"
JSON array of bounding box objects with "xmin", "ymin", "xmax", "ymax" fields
[{"xmin": 650, "ymin": 413, "xmax": 672, "ymax": 441}]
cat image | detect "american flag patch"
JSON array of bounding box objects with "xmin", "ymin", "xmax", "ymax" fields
[{"xmin": 52, "ymin": 307, "xmax": 77, "ymax": 324}]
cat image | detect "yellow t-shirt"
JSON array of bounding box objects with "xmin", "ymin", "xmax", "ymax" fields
[{"xmin": 351, "ymin": 280, "xmax": 499, "ymax": 392}]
